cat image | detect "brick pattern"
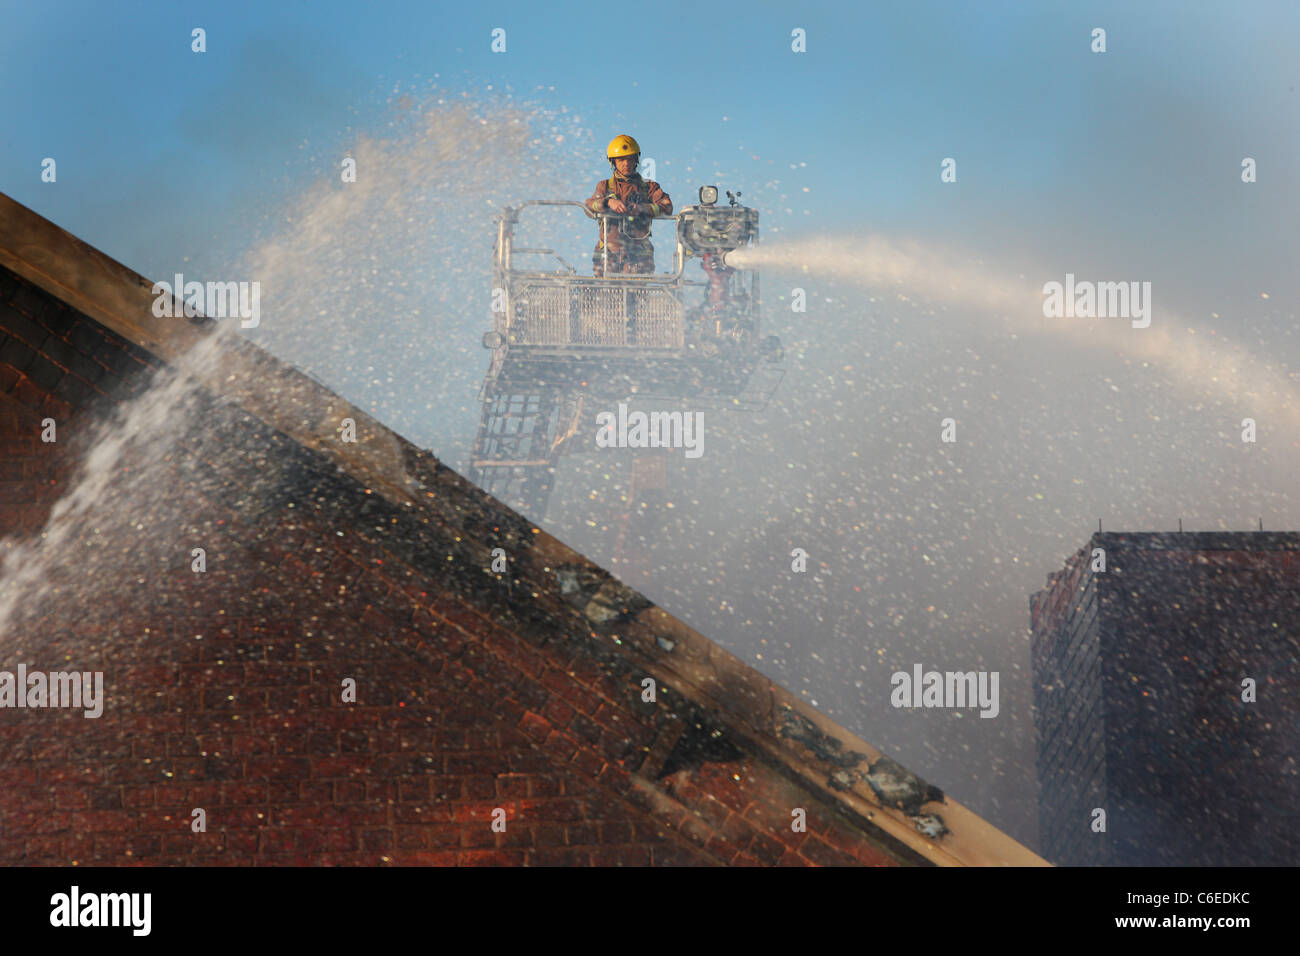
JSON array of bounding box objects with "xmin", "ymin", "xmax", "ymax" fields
[
  {"xmin": 0, "ymin": 267, "xmax": 163, "ymax": 539},
  {"xmin": 0, "ymin": 265, "xmax": 913, "ymax": 866},
  {"xmin": 657, "ymin": 760, "xmax": 900, "ymax": 866},
  {"xmin": 0, "ymin": 397, "xmax": 62, "ymax": 539},
  {"xmin": 1030, "ymin": 532, "xmax": 1300, "ymax": 866},
  {"xmin": 0, "ymin": 267, "xmax": 162, "ymax": 415},
  {"xmin": 1030, "ymin": 549, "xmax": 1108, "ymax": 866}
]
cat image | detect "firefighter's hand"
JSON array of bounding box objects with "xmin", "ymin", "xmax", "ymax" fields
[{"xmin": 607, "ymin": 198, "xmax": 628, "ymax": 213}]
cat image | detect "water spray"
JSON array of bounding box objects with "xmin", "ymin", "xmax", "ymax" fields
[{"xmin": 718, "ymin": 234, "xmax": 1300, "ymax": 439}]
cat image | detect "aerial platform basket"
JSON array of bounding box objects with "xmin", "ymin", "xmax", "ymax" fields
[
  {"xmin": 469, "ymin": 188, "xmax": 782, "ymax": 517},
  {"xmin": 480, "ymin": 193, "xmax": 780, "ymax": 399}
]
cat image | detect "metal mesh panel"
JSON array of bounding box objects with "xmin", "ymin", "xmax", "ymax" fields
[
  {"xmin": 513, "ymin": 281, "xmax": 683, "ymax": 348},
  {"xmin": 516, "ymin": 285, "xmax": 568, "ymax": 345},
  {"xmin": 576, "ymin": 286, "xmax": 627, "ymax": 345},
  {"xmin": 629, "ymin": 289, "xmax": 683, "ymax": 348}
]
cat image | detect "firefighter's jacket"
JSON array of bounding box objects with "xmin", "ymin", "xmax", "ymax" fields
[{"xmin": 585, "ymin": 172, "xmax": 673, "ymax": 253}]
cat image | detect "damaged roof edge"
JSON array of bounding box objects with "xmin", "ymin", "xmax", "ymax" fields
[
  {"xmin": 622, "ymin": 607, "xmax": 1048, "ymax": 865},
  {"xmin": 0, "ymin": 191, "xmax": 1048, "ymax": 867}
]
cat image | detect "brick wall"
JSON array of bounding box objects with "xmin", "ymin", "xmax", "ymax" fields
[
  {"xmin": 1100, "ymin": 535, "xmax": 1300, "ymax": 866},
  {"xmin": 1029, "ymin": 547, "xmax": 1108, "ymax": 866},
  {"xmin": 0, "ymin": 264, "xmax": 163, "ymax": 539},
  {"xmin": 0, "ymin": 264, "xmax": 921, "ymax": 866},
  {"xmin": 1030, "ymin": 532, "xmax": 1300, "ymax": 865}
]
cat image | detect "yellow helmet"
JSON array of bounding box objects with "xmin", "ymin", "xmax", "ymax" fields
[{"xmin": 606, "ymin": 134, "xmax": 641, "ymax": 159}]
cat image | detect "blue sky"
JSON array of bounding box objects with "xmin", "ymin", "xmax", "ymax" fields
[
  {"xmin": 6, "ymin": 0, "xmax": 1297, "ymax": 312},
  {"xmin": 4, "ymin": 1, "xmax": 1298, "ymax": 854}
]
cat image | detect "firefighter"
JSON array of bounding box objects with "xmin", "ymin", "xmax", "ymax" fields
[{"xmin": 585, "ymin": 134, "xmax": 673, "ymax": 277}]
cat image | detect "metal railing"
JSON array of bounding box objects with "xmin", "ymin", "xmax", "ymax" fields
[
  {"xmin": 496, "ymin": 200, "xmax": 691, "ymax": 350},
  {"xmin": 502, "ymin": 200, "xmax": 687, "ymax": 279}
]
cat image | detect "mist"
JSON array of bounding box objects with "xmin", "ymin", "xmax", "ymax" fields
[{"xmin": 212, "ymin": 95, "xmax": 1300, "ymax": 849}]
